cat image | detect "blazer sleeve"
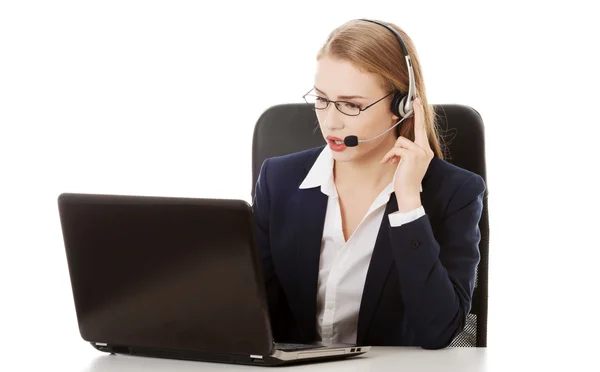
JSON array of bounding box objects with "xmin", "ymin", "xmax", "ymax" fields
[
  {"xmin": 388, "ymin": 173, "xmax": 486, "ymax": 349},
  {"xmin": 251, "ymin": 159, "xmax": 294, "ymax": 342}
]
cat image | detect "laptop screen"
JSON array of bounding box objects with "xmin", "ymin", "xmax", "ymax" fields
[{"xmin": 58, "ymin": 193, "xmax": 274, "ymax": 356}]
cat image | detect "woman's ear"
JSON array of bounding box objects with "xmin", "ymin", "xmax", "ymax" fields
[{"xmin": 390, "ymin": 103, "xmax": 400, "ymax": 122}]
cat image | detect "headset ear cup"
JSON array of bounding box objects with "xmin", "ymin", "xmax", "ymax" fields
[
  {"xmin": 392, "ymin": 92, "xmax": 406, "ymax": 119},
  {"xmin": 391, "ymin": 92, "xmax": 406, "ymax": 118}
]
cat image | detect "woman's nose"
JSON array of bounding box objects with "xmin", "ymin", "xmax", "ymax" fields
[{"xmin": 319, "ymin": 105, "xmax": 345, "ymax": 130}]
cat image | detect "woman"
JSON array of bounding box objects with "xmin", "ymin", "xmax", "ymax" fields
[{"xmin": 252, "ymin": 19, "xmax": 486, "ymax": 350}]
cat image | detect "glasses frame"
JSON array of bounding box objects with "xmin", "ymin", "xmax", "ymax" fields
[{"xmin": 302, "ymin": 89, "xmax": 393, "ymax": 117}]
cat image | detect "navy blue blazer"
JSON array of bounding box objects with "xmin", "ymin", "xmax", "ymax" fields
[{"xmin": 252, "ymin": 145, "xmax": 486, "ymax": 349}]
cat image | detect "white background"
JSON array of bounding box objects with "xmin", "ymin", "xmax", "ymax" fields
[{"xmin": 1, "ymin": 0, "xmax": 599, "ymax": 370}]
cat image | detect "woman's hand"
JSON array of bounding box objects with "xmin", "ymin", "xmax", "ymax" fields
[{"xmin": 380, "ymin": 98, "xmax": 434, "ymax": 212}]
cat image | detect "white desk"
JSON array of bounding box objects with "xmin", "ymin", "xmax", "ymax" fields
[{"xmin": 55, "ymin": 346, "xmax": 590, "ymax": 372}]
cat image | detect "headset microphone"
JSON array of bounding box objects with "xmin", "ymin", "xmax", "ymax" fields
[{"xmin": 343, "ymin": 110, "xmax": 413, "ymax": 147}]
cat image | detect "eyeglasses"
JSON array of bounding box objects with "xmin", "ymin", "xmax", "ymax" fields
[{"xmin": 302, "ymin": 89, "xmax": 393, "ymax": 116}]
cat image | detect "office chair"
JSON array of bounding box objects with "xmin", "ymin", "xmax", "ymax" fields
[{"xmin": 250, "ymin": 103, "xmax": 489, "ymax": 347}]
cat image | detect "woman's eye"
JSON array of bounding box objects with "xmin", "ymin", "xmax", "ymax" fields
[
  {"xmin": 316, "ymin": 97, "xmax": 328, "ymax": 103},
  {"xmin": 344, "ymin": 102, "xmax": 360, "ymax": 110}
]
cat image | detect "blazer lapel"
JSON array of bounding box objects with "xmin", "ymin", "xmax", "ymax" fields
[
  {"xmin": 356, "ymin": 192, "xmax": 398, "ymax": 344},
  {"xmin": 355, "ymin": 157, "xmax": 440, "ymax": 343},
  {"xmin": 279, "ymin": 148, "xmax": 329, "ymax": 342},
  {"xmin": 284, "ymin": 185, "xmax": 328, "ymax": 342}
]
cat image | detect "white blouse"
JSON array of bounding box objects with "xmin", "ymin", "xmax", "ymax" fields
[{"xmin": 299, "ymin": 146, "xmax": 424, "ymax": 345}]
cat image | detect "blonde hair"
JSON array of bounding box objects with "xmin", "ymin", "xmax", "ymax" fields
[{"xmin": 317, "ymin": 19, "xmax": 445, "ymax": 160}]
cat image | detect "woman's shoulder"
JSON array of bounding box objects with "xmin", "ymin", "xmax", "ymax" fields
[
  {"xmin": 423, "ymin": 157, "xmax": 487, "ymax": 216},
  {"xmin": 257, "ymin": 145, "xmax": 324, "ymax": 193},
  {"xmin": 427, "ymin": 157, "xmax": 485, "ymax": 187},
  {"xmin": 263, "ymin": 146, "xmax": 324, "ymax": 172}
]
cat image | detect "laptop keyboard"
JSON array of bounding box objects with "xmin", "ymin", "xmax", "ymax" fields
[{"xmin": 274, "ymin": 343, "xmax": 324, "ymax": 351}]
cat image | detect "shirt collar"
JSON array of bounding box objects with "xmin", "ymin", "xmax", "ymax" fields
[
  {"xmin": 299, "ymin": 146, "xmax": 422, "ymax": 197},
  {"xmin": 299, "ymin": 146, "xmax": 337, "ymax": 196}
]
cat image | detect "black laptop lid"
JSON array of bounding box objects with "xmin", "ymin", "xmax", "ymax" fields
[{"xmin": 58, "ymin": 193, "xmax": 274, "ymax": 356}]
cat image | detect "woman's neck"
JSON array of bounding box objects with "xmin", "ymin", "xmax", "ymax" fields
[{"xmin": 333, "ymin": 136, "xmax": 398, "ymax": 192}]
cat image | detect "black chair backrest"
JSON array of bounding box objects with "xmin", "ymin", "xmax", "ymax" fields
[{"xmin": 251, "ymin": 103, "xmax": 489, "ymax": 347}]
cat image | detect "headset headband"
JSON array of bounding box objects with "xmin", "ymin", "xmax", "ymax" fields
[{"xmin": 358, "ymin": 19, "xmax": 416, "ymax": 117}]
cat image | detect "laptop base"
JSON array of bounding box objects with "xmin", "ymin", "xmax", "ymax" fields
[{"xmin": 94, "ymin": 342, "xmax": 369, "ymax": 366}]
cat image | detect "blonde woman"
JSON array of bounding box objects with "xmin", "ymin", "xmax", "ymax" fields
[{"xmin": 252, "ymin": 19, "xmax": 485, "ymax": 350}]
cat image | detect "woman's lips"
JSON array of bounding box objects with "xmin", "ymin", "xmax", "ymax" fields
[{"xmin": 326, "ymin": 136, "xmax": 346, "ymax": 152}]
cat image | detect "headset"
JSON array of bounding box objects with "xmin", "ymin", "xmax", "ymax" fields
[
  {"xmin": 359, "ymin": 18, "xmax": 416, "ymax": 119},
  {"xmin": 342, "ymin": 19, "xmax": 417, "ymax": 147}
]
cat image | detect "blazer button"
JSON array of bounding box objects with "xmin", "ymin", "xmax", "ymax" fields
[{"xmin": 410, "ymin": 239, "xmax": 420, "ymax": 249}]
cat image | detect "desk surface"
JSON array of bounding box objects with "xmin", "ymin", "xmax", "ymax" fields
[{"xmin": 51, "ymin": 345, "xmax": 590, "ymax": 372}]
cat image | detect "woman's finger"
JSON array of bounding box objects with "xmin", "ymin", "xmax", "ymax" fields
[
  {"xmin": 394, "ymin": 136, "xmax": 420, "ymax": 151},
  {"xmin": 381, "ymin": 147, "xmax": 409, "ymax": 164},
  {"xmin": 413, "ymin": 98, "xmax": 429, "ymax": 149}
]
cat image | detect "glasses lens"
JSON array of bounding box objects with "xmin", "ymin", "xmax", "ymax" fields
[
  {"xmin": 336, "ymin": 102, "xmax": 361, "ymax": 116},
  {"xmin": 304, "ymin": 94, "xmax": 329, "ymax": 109}
]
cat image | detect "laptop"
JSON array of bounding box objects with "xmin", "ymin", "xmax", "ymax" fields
[{"xmin": 57, "ymin": 192, "xmax": 370, "ymax": 366}]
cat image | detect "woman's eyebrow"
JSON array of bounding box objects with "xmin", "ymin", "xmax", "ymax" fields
[{"xmin": 313, "ymin": 86, "xmax": 366, "ymax": 100}]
